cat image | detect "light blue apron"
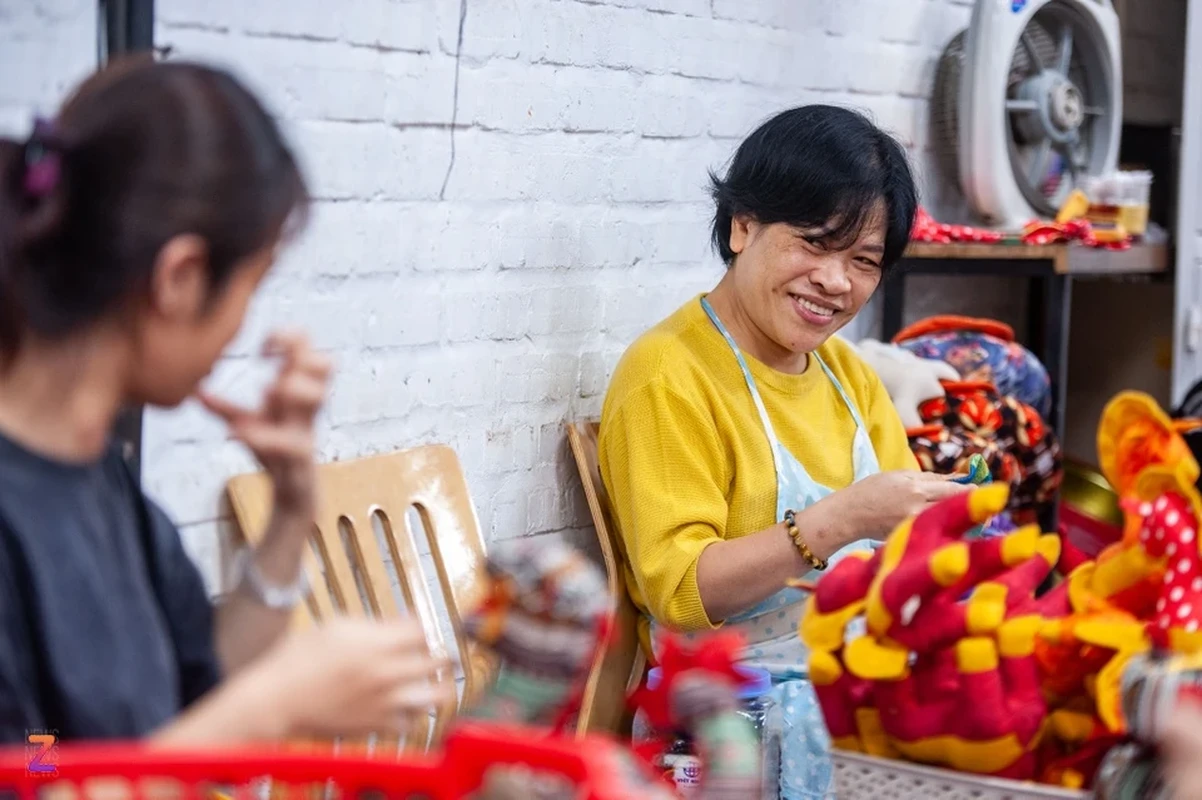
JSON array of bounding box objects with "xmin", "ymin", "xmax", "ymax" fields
[{"xmin": 651, "ymin": 296, "xmax": 882, "ymax": 799}]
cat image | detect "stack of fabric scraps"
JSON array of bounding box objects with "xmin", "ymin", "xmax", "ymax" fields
[
  {"xmin": 1022, "ymin": 218, "xmax": 1131, "ymax": 250},
  {"xmin": 917, "ymin": 379, "xmax": 1062, "ymax": 527},
  {"xmin": 909, "ymin": 205, "xmax": 1132, "ymax": 249},
  {"xmin": 867, "ymin": 316, "xmax": 1063, "ymax": 526},
  {"xmin": 853, "ymin": 339, "xmax": 1015, "ymax": 536}
]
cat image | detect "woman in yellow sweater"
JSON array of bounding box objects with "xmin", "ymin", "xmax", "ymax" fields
[{"xmin": 598, "ymin": 106, "xmax": 971, "ymax": 799}]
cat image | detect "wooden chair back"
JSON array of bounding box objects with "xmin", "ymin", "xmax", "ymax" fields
[
  {"xmin": 225, "ymin": 445, "xmax": 491, "ymax": 752},
  {"xmin": 566, "ymin": 421, "xmax": 647, "ymax": 738}
]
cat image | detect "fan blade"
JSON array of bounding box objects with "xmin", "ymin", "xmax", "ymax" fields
[
  {"xmin": 1028, "ymin": 140, "xmax": 1052, "ymax": 185},
  {"xmin": 1007, "ymin": 98, "xmax": 1039, "ymax": 112},
  {"xmin": 1084, "ymin": 106, "xmax": 1104, "ymax": 116},
  {"xmin": 1056, "ymin": 25, "xmax": 1074, "ymax": 75},
  {"xmin": 1020, "ymin": 30, "xmax": 1045, "ymax": 71}
]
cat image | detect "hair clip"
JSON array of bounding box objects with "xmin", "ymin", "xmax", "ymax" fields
[{"xmin": 23, "ymin": 117, "xmax": 62, "ymax": 199}]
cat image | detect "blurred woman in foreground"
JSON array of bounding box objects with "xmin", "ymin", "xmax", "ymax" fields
[{"xmin": 0, "ymin": 58, "xmax": 448, "ymax": 743}]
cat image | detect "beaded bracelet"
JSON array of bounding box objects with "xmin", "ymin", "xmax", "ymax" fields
[{"xmin": 783, "ymin": 508, "xmax": 828, "ymax": 572}]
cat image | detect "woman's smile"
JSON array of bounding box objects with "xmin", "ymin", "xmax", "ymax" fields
[{"xmin": 789, "ymin": 292, "xmax": 842, "ymax": 329}]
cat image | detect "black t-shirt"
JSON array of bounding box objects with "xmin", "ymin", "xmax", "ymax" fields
[{"xmin": 0, "ymin": 433, "xmax": 222, "ymax": 742}]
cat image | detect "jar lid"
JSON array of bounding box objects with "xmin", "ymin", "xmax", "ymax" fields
[{"xmin": 646, "ymin": 664, "xmax": 772, "ymax": 700}]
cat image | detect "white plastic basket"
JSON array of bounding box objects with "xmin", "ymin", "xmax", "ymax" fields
[{"xmin": 831, "ymin": 751, "xmax": 1090, "ymax": 800}]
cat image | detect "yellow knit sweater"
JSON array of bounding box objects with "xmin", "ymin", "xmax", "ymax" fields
[{"xmin": 598, "ymin": 294, "xmax": 918, "ymax": 650}]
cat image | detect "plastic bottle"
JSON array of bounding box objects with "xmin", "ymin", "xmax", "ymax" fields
[{"xmin": 632, "ymin": 665, "xmax": 782, "ymax": 799}]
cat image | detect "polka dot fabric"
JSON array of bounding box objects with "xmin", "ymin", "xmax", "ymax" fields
[{"xmin": 1136, "ymin": 492, "xmax": 1202, "ymax": 643}]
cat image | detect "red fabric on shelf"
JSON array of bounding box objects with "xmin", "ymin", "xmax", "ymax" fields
[{"xmin": 911, "ymin": 207, "xmax": 1004, "ymax": 244}]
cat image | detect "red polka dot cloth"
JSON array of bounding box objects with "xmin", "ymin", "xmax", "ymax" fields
[{"xmin": 1133, "ymin": 491, "xmax": 1202, "ymax": 645}]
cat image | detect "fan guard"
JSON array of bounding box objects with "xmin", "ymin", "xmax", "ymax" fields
[{"xmin": 932, "ymin": 0, "xmax": 1122, "ymax": 227}]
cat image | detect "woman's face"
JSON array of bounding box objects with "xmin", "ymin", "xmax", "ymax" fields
[
  {"xmin": 128, "ymin": 236, "xmax": 276, "ymax": 407},
  {"xmin": 727, "ymin": 207, "xmax": 887, "ymax": 356}
]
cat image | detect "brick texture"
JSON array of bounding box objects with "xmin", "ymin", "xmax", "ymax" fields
[
  {"xmin": 3, "ymin": 0, "xmax": 1176, "ymax": 602},
  {"xmin": 0, "ymin": 0, "xmax": 96, "ymax": 132}
]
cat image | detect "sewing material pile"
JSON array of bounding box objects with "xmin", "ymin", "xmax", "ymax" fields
[
  {"xmin": 909, "ymin": 205, "xmax": 1132, "ymax": 249},
  {"xmin": 858, "ymin": 316, "xmax": 1062, "ymax": 527},
  {"xmin": 800, "ymin": 391, "xmax": 1202, "ymax": 792}
]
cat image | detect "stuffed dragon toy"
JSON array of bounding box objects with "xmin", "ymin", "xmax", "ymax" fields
[{"xmin": 799, "ymin": 391, "xmax": 1202, "ymax": 790}]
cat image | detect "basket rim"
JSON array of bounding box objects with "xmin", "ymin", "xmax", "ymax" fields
[{"xmin": 831, "ymin": 750, "xmax": 1089, "ymax": 798}]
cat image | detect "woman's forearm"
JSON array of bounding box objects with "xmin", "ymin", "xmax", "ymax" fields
[
  {"xmin": 695, "ymin": 501, "xmax": 848, "ymax": 623},
  {"xmin": 214, "ymin": 507, "xmax": 310, "ymax": 674},
  {"xmin": 149, "ymin": 669, "xmax": 287, "ymax": 746}
]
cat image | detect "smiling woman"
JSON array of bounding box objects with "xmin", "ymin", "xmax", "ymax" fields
[{"xmin": 597, "ymin": 105, "xmax": 972, "ymax": 800}]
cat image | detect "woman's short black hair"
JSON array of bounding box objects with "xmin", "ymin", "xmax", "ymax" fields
[{"xmin": 709, "ymin": 105, "xmax": 917, "ymax": 270}]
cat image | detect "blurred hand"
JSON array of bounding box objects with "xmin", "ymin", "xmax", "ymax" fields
[
  {"xmin": 248, "ymin": 617, "xmax": 455, "ymax": 738},
  {"xmin": 200, "ymin": 330, "xmax": 331, "ymax": 519},
  {"xmin": 1160, "ymin": 700, "xmax": 1202, "ymax": 799}
]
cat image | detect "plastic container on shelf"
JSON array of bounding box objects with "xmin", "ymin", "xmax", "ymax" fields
[
  {"xmin": 632, "ymin": 664, "xmax": 782, "ymax": 800},
  {"xmin": 1081, "ymin": 170, "xmax": 1153, "ymax": 236}
]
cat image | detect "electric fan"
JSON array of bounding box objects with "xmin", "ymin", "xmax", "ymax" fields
[{"xmin": 932, "ymin": 0, "xmax": 1123, "ymax": 228}]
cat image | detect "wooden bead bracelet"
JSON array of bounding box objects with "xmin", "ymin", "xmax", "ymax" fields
[{"xmin": 784, "ymin": 508, "xmax": 828, "ymax": 572}]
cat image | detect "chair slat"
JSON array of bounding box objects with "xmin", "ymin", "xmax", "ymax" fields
[{"xmin": 225, "ymin": 444, "xmax": 490, "ymax": 752}]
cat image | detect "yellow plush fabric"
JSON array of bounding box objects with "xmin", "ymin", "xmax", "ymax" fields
[{"xmin": 598, "ymin": 294, "xmax": 918, "ymax": 653}]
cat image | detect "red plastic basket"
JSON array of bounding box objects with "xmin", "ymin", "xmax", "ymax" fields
[{"xmin": 0, "ymin": 724, "xmax": 668, "ymax": 800}]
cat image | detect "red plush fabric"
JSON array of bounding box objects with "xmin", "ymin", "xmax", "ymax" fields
[{"xmin": 910, "ymin": 206, "xmax": 1005, "ymax": 244}]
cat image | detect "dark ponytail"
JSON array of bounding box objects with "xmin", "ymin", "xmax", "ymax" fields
[{"xmin": 0, "ymin": 56, "xmax": 309, "ymax": 361}]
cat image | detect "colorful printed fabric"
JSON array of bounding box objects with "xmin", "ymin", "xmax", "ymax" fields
[
  {"xmin": 910, "ymin": 443, "xmax": 1015, "ymax": 539},
  {"xmin": 908, "ymin": 423, "xmax": 1012, "ymax": 484},
  {"xmin": 950, "ymin": 453, "xmax": 993, "ymax": 486},
  {"xmin": 893, "ymin": 317, "xmax": 1053, "ymax": 421},
  {"xmin": 916, "ymin": 381, "xmax": 1063, "ymax": 525}
]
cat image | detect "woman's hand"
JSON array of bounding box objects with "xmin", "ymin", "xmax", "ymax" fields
[
  {"xmin": 199, "ymin": 330, "xmax": 331, "ymax": 520},
  {"xmin": 696, "ymin": 471, "xmax": 972, "ymax": 622},
  {"xmin": 1160, "ymin": 701, "xmax": 1202, "ymax": 798},
  {"xmin": 201, "ymin": 331, "xmax": 334, "ymax": 673},
  {"xmin": 244, "ymin": 617, "xmax": 454, "ymax": 738},
  {"xmin": 823, "ymin": 470, "xmax": 973, "ymax": 543},
  {"xmin": 154, "ymin": 617, "xmax": 455, "ymax": 745}
]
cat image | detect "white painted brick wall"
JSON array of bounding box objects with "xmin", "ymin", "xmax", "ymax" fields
[
  {"xmin": 0, "ymin": 0, "xmax": 96, "ymax": 132},
  {"xmin": 135, "ymin": 0, "xmax": 999, "ymax": 597},
  {"xmin": 6, "ymin": 0, "xmax": 1148, "ymax": 598},
  {"xmin": 0, "ymin": 0, "xmax": 992, "ymax": 597}
]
